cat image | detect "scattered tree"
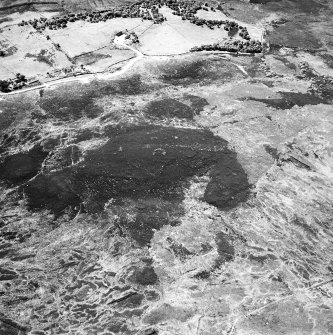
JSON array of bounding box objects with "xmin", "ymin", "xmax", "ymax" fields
[{"xmin": 0, "ymin": 80, "xmax": 10, "ymax": 92}]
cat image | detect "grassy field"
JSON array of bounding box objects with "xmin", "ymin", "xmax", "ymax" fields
[
  {"xmin": 47, "ymin": 18, "xmax": 150, "ymax": 58},
  {"xmin": 0, "ymin": 3, "xmax": 264, "ymax": 83},
  {"xmin": 0, "ymin": 24, "xmax": 71, "ymax": 79}
]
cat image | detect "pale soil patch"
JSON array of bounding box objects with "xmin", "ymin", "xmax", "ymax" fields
[
  {"xmin": 195, "ymin": 9, "xmax": 230, "ymax": 21},
  {"xmin": 138, "ymin": 23, "xmax": 194, "ymax": 55}
]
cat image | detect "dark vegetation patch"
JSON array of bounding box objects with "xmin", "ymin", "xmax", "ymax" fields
[
  {"xmin": 0, "ymin": 312, "xmax": 30, "ymax": 335},
  {"xmin": 264, "ymin": 144, "xmax": 279, "ymax": 160},
  {"xmin": 128, "ymin": 266, "xmax": 158, "ymax": 286},
  {"xmin": 73, "ymin": 52, "xmax": 110, "ymax": 66},
  {"xmin": 144, "ymin": 98, "xmax": 195, "ymax": 120},
  {"xmin": 106, "ymin": 320, "xmax": 131, "ymax": 334},
  {"xmin": 249, "ymin": 0, "xmax": 275, "ymax": 3},
  {"xmin": 228, "ymin": 26, "xmax": 239, "ymax": 37},
  {"xmin": 280, "ymin": 91, "xmax": 327, "ymax": 105},
  {"xmin": 0, "ymin": 17, "xmax": 12, "ymax": 24},
  {"xmin": 0, "ymin": 267, "xmax": 18, "ymax": 280},
  {"xmin": 259, "ymin": 80, "xmax": 275, "ymax": 88},
  {"xmin": 117, "ymin": 200, "xmax": 181, "ymax": 246},
  {"xmin": 38, "ymin": 75, "xmax": 153, "ymax": 121},
  {"xmin": 145, "ymin": 290, "xmax": 160, "ymax": 301},
  {"xmin": 292, "ymin": 215, "xmax": 318, "ymax": 236},
  {"xmin": 113, "ymin": 307, "xmax": 147, "ymax": 319},
  {"xmin": 249, "ymin": 0, "xmax": 327, "ymax": 14},
  {"xmin": 0, "ymin": 231, "xmax": 31, "ymax": 243},
  {"xmin": 273, "ymin": 55, "xmax": 297, "ymax": 71},
  {"xmin": 43, "ymin": 145, "xmax": 81, "ymax": 172},
  {"xmin": 244, "ymin": 92, "xmax": 327, "ymax": 109},
  {"xmin": 193, "ymin": 270, "xmax": 211, "ymax": 280},
  {"xmin": 160, "ymin": 59, "xmax": 208, "ymax": 81},
  {"xmin": 0, "ymin": 128, "xmax": 41, "ymax": 155},
  {"xmin": 98, "ymin": 74, "xmax": 151, "ymax": 96},
  {"xmin": 0, "ymin": 39, "xmax": 18, "ymax": 57},
  {"xmin": 74, "ymin": 129, "xmax": 101, "ymax": 143},
  {"xmin": 166, "ymin": 237, "xmax": 193, "ymax": 261},
  {"xmin": 0, "ymin": 4, "xmax": 36, "ymax": 15},
  {"xmin": 0, "ymin": 100, "xmax": 33, "ymax": 132},
  {"xmin": 310, "ymin": 77, "xmax": 333, "ymax": 101},
  {"xmin": 245, "ymin": 57, "xmax": 266, "ymax": 78},
  {"xmin": 39, "ymin": 90, "xmax": 102, "ymax": 121},
  {"xmin": 183, "ymin": 94, "xmax": 209, "ymax": 113},
  {"xmin": 41, "ymin": 136, "xmax": 61, "ymax": 151},
  {"xmin": 204, "ymin": 158, "xmax": 250, "ymax": 210},
  {"xmin": 115, "ymin": 292, "xmax": 145, "ymax": 308},
  {"xmin": 158, "ymin": 58, "xmax": 235, "ymax": 86},
  {"xmin": 25, "ymin": 49, "xmax": 53, "ymax": 66},
  {"xmin": 140, "ymin": 328, "xmax": 159, "ymax": 335},
  {"xmin": 245, "ymin": 97, "xmax": 294, "ymax": 109},
  {"xmin": 143, "ymin": 303, "xmax": 193, "ymax": 324},
  {"xmin": 248, "ymin": 253, "xmax": 277, "ymax": 263},
  {"xmin": 214, "ymin": 232, "xmax": 235, "ymax": 266},
  {"xmin": 20, "ymin": 126, "xmax": 249, "ymax": 243},
  {"xmin": 80, "ymin": 126, "xmax": 229, "ymax": 204},
  {"xmin": 0, "ymin": 145, "xmax": 48, "ymax": 185},
  {"xmin": 20, "ymin": 171, "xmax": 82, "ymax": 216},
  {"xmin": 267, "ymin": 21, "xmax": 323, "ymax": 50},
  {"xmin": 320, "ymin": 53, "xmax": 333, "ymax": 68}
]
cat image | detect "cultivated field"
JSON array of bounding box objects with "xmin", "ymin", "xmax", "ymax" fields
[
  {"xmin": 138, "ymin": 6, "xmax": 263, "ymax": 55},
  {"xmin": 0, "ymin": 3, "xmax": 265, "ymax": 88},
  {"xmin": 0, "ymin": 24, "xmax": 71, "ymax": 79},
  {"xmin": 46, "ymin": 18, "xmax": 151, "ymax": 58}
]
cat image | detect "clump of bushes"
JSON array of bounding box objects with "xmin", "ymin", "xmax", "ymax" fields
[
  {"xmin": 0, "ymin": 73, "xmax": 28, "ymax": 93},
  {"xmin": 191, "ymin": 39, "xmax": 263, "ymax": 53}
]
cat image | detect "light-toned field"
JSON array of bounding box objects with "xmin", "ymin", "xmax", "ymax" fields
[
  {"xmin": 0, "ymin": 5, "xmax": 264, "ymax": 83},
  {"xmin": 138, "ymin": 6, "xmax": 225, "ymax": 55},
  {"xmin": 0, "ymin": 24, "xmax": 72, "ymax": 79},
  {"xmin": 0, "ymin": 17, "xmax": 149, "ymax": 81},
  {"xmin": 196, "ymin": 8, "xmax": 263, "ymax": 41},
  {"xmin": 138, "ymin": 6, "xmax": 264, "ymax": 55},
  {"xmin": 47, "ymin": 18, "xmax": 151, "ymax": 58}
]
